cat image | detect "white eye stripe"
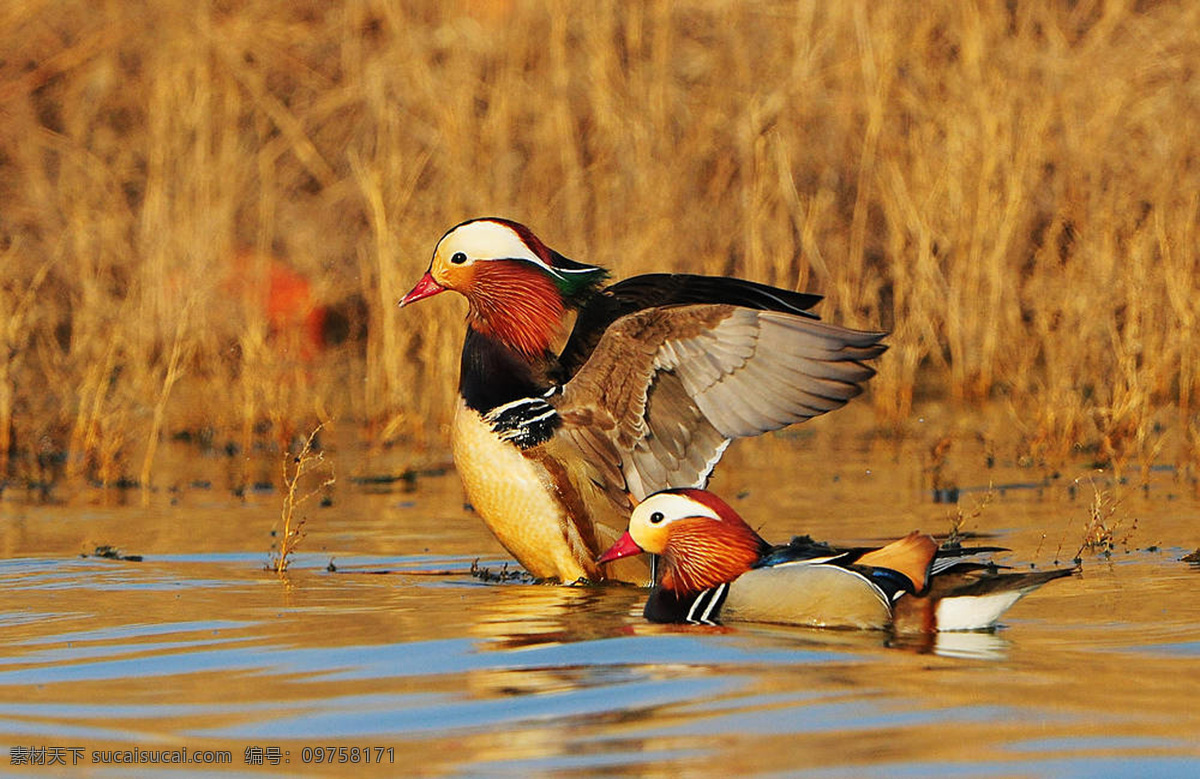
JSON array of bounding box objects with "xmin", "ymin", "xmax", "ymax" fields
[
  {"xmin": 632, "ymin": 493, "xmax": 723, "ymax": 526},
  {"xmin": 437, "ymin": 220, "xmax": 548, "ymax": 270},
  {"xmin": 434, "ymin": 219, "xmax": 606, "ymax": 288},
  {"xmin": 436, "ymin": 220, "xmax": 602, "ymax": 281}
]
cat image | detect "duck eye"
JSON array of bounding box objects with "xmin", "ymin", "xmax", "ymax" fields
[
  {"xmin": 649, "ymin": 511, "xmax": 665, "ymax": 524},
  {"xmin": 450, "ymin": 252, "xmax": 468, "ymax": 265}
]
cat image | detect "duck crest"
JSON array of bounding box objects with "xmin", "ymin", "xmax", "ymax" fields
[
  {"xmin": 661, "ymin": 517, "xmax": 768, "ymax": 595},
  {"xmin": 479, "ymin": 218, "xmax": 610, "ymax": 299}
]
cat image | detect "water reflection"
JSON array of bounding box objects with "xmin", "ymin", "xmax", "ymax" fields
[
  {"xmin": 469, "ymin": 582, "xmax": 643, "ymax": 649},
  {"xmin": 889, "ymin": 629, "xmax": 1010, "ymax": 660},
  {"xmin": 2, "ymin": 430, "xmax": 1199, "ymax": 776},
  {"xmin": 464, "ymin": 578, "xmax": 1016, "ymax": 661}
]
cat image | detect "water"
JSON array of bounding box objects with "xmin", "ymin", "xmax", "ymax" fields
[{"xmin": 2, "ymin": 412, "xmax": 1199, "ymax": 777}]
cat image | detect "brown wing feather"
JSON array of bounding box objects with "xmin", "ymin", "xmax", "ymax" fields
[
  {"xmin": 552, "ymin": 304, "xmax": 886, "ymax": 502},
  {"xmin": 535, "ymin": 431, "xmax": 650, "ymax": 582}
]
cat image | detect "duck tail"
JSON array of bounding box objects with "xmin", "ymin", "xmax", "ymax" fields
[{"xmin": 933, "ymin": 567, "xmax": 1078, "ymax": 631}]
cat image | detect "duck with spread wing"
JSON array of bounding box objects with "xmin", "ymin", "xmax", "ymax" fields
[{"xmin": 400, "ymin": 218, "xmax": 887, "ymax": 583}]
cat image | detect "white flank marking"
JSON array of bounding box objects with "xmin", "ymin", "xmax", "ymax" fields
[
  {"xmin": 483, "ymin": 396, "xmax": 546, "ymax": 423},
  {"xmin": 699, "ymin": 583, "xmax": 727, "ymax": 623},
  {"xmin": 935, "ymin": 591, "xmax": 1026, "ymax": 631}
]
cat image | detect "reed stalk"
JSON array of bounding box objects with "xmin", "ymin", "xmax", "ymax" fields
[
  {"xmin": 0, "ymin": 0, "xmax": 1195, "ymax": 484},
  {"xmin": 271, "ymin": 423, "xmax": 335, "ymax": 575}
]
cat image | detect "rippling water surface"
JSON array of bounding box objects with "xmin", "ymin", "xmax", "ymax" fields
[{"xmin": 3, "ymin": 411, "xmax": 1199, "ymax": 777}]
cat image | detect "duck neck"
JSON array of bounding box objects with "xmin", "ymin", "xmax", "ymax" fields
[
  {"xmin": 459, "ymin": 328, "xmax": 555, "ymax": 414},
  {"xmin": 466, "ymin": 261, "xmax": 567, "ymax": 360}
]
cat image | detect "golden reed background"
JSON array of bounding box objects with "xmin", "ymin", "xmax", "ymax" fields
[{"xmin": 1, "ymin": 0, "xmax": 1197, "ymax": 488}]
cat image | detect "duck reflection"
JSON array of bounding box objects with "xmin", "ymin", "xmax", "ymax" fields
[
  {"xmin": 466, "ymin": 576, "xmax": 1013, "ymax": 662},
  {"xmin": 468, "ymin": 581, "xmax": 645, "ymax": 650},
  {"xmin": 889, "ymin": 628, "xmax": 1010, "ymax": 659},
  {"xmin": 409, "ymin": 576, "xmax": 1018, "ymax": 774}
]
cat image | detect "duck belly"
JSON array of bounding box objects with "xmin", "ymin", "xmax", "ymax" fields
[{"xmin": 451, "ymin": 398, "xmax": 591, "ymax": 581}]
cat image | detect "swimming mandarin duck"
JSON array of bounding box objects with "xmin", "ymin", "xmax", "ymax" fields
[
  {"xmin": 400, "ymin": 218, "xmax": 887, "ymax": 583},
  {"xmin": 598, "ymin": 489, "xmax": 1075, "ymax": 630}
]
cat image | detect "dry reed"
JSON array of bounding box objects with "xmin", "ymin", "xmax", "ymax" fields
[
  {"xmin": 1071, "ymin": 477, "xmax": 1138, "ymax": 561},
  {"xmin": 269, "ymin": 423, "xmax": 334, "ymax": 574},
  {"xmin": 0, "ymin": 0, "xmax": 1197, "ymax": 487}
]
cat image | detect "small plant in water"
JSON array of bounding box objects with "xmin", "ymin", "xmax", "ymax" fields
[
  {"xmin": 470, "ymin": 559, "xmax": 535, "ymax": 584},
  {"xmin": 268, "ymin": 423, "xmax": 335, "ymax": 575},
  {"xmin": 943, "ymin": 486, "xmax": 996, "ymax": 547},
  {"xmin": 1065, "ymin": 476, "xmax": 1138, "ymax": 563}
]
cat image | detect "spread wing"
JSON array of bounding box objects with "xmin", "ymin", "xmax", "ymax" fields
[
  {"xmin": 551, "ymin": 304, "xmax": 887, "ymax": 503},
  {"xmin": 555, "ymin": 274, "xmax": 824, "ymax": 382}
]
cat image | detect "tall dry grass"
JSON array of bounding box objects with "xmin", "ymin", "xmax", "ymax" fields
[{"xmin": 0, "ymin": 0, "xmax": 1197, "ymax": 488}]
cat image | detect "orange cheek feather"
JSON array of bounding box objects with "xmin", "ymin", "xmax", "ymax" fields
[
  {"xmin": 661, "ymin": 519, "xmax": 765, "ymax": 594},
  {"xmin": 466, "ymin": 261, "xmax": 565, "ymax": 357}
]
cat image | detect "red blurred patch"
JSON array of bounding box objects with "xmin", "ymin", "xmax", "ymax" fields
[{"xmin": 227, "ymin": 251, "xmax": 365, "ymax": 362}]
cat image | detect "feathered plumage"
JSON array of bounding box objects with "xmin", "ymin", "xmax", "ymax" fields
[
  {"xmin": 400, "ymin": 219, "xmax": 887, "ymax": 582},
  {"xmin": 598, "ymin": 489, "xmax": 1077, "ymax": 631}
]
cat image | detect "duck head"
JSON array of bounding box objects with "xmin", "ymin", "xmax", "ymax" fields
[
  {"xmin": 598, "ymin": 489, "xmax": 770, "ymax": 595},
  {"xmin": 399, "ymin": 218, "xmax": 609, "ymax": 357}
]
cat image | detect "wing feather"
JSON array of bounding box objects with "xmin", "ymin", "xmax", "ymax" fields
[{"xmin": 551, "ymin": 303, "xmax": 886, "ymax": 502}]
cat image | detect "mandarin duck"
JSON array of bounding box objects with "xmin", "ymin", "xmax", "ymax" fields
[
  {"xmin": 598, "ymin": 489, "xmax": 1076, "ymax": 630},
  {"xmin": 400, "ymin": 218, "xmax": 887, "ymax": 583}
]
